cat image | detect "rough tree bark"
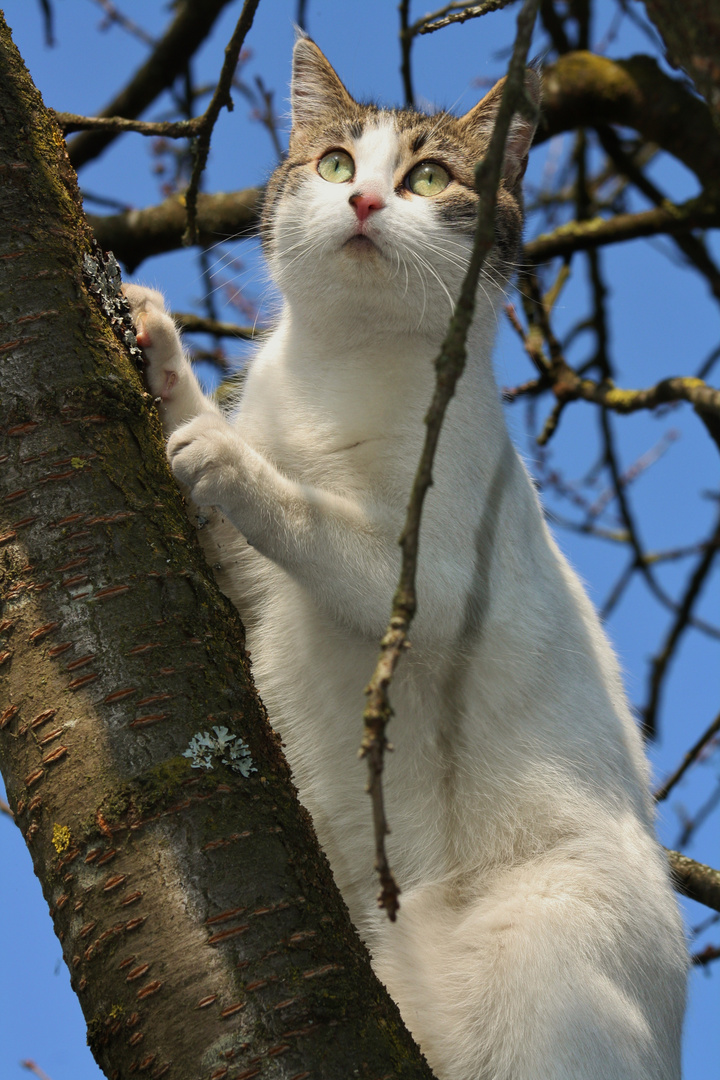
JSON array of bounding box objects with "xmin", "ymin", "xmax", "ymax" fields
[
  {"xmin": 0, "ymin": 17, "xmax": 434, "ymax": 1080},
  {"xmin": 643, "ymin": 0, "xmax": 720, "ymax": 132}
]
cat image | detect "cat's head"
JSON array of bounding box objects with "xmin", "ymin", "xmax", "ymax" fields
[{"xmin": 262, "ymin": 37, "xmax": 539, "ymax": 336}]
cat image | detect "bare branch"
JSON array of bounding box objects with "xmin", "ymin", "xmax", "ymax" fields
[
  {"xmin": 68, "ymin": 0, "xmax": 236, "ymax": 169},
  {"xmin": 173, "ymin": 312, "xmax": 258, "ymax": 340},
  {"xmin": 537, "ymin": 52, "xmax": 720, "ymax": 190},
  {"xmin": 90, "ymin": 0, "xmax": 156, "ymax": 48},
  {"xmin": 362, "ymin": 0, "xmax": 540, "ymax": 922},
  {"xmin": 643, "ymin": 508, "xmax": 720, "ymax": 738},
  {"xmin": 399, "ymin": 0, "xmax": 415, "ymax": 107},
  {"xmin": 666, "ymin": 850, "xmax": 720, "ymax": 914},
  {"xmin": 20, "ymin": 1062, "xmax": 53, "ymax": 1080},
  {"xmin": 183, "ymin": 0, "xmax": 262, "ymax": 245},
  {"xmin": 525, "ymin": 198, "xmax": 720, "ymax": 264},
  {"xmin": 88, "ymin": 187, "xmax": 261, "ymax": 272},
  {"xmin": 414, "ymin": 0, "xmax": 518, "ymax": 37},
  {"xmin": 55, "ymin": 112, "xmax": 199, "ymax": 138},
  {"xmin": 655, "ymin": 711, "xmax": 720, "ymax": 803},
  {"xmin": 692, "ymin": 944, "xmax": 720, "ymax": 966}
]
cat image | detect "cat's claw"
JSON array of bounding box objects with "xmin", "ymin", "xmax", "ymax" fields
[{"xmin": 122, "ymin": 284, "xmax": 187, "ymax": 402}]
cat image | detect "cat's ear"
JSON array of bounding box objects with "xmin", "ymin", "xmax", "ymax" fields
[
  {"xmin": 291, "ymin": 37, "xmax": 354, "ymax": 130},
  {"xmin": 458, "ymin": 69, "xmax": 541, "ymax": 186}
]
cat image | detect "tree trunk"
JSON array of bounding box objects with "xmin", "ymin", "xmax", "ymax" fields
[{"xmin": 0, "ymin": 16, "xmax": 434, "ymax": 1080}]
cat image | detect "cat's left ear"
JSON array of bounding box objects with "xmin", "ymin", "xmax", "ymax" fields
[
  {"xmin": 458, "ymin": 69, "xmax": 541, "ymax": 187},
  {"xmin": 290, "ymin": 36, "xmax": 355, "ymax": 131}
]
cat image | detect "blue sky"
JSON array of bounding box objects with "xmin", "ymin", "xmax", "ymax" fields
[{"xmin": 1, "ymin": 2, "xmax": 718, "ymax": 1078}]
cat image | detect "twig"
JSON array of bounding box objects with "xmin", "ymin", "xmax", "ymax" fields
[
  {"xmin": 655, "ymin": 710, "xmax": 720, "ymax": 803},
  {"xmin": 361, "ymin": 0, "xmax": 540, "ymax": 922},
  {"xmin": 91, "ymin": 0, "xmax": 156, "ymax": 48},
  {"xmin": 599, "ymin": 556, "xmax": 635, "ymax": 621},
  {"xmin": 87, "ymin": 187, "xmax": 262, "ymax": 272},
  {"xmin": 674, "ymin": 779, "xmax": 720, "ymax": 851},
  {"xmin": 183, "ymin": 0, "xmax": 262, "ymax": 245},
  {"xmin": 697, "ymin": 344, "xmax": 720, "ymax": 381},
  {"xmin": 595, "ymin": 124, "xmax": 720, "ymax": 305},
  {"xmin": 56, "ymin": 112, "xmax": 199, "ymax": 138},
  {"xmin": 67, "ymin": 0, "xmax": 235, "ymax": 169},
  {"xmin": 37, "ymin": 0, "xmax": 54, "ymax": 47},
  {"xmin": 599, "ymin": 409, "xmax": 718, "ymax": 662},
  {"xmin": 525, "ymin": 198, "xmax": 720, "ymax": 264},
  {"xmin": 415, "ymin": 0, "xmax": 518, "ymax": 37},
  {"xmin": 642, "ymin": 507, "xmax": 720, "ymax": 739},
  {"xmin": 0, "ymin": 795, "xmax": 13, "ymax": 817},
  {"xmin": 692, "ymin": 944, "xmax": 720, "ymax": 966},
  {"xmin": 538, "ymin": 0, "xmax": 570, "ymax": 52},
  {"xmin": 173, "ymin": 313, "xmax": 258, "ymax": 340},
  {"xmin": 666, "ymin": 849, "xmax": 720, "ymax": 914},
  {"xmin": 399, "ymin": 0, "xmax": 415, "ymax": 108},
  {"xmin": 20, "ymin": 1062, "xmax": 53, "ymax": 1080}
]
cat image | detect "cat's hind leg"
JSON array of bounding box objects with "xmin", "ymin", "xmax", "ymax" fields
[
  {"xmin": 375, "ymin": 839, "xmax": 685, "ymax": 1080},
  {"xmin": 122, "ymin": 284, "xmax": 218, "ymax": 435}
]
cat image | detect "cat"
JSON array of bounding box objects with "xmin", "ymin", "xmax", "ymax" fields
[{"xmin": 123, "ymin": 35, "xmax": 687, "ymax": 1080}]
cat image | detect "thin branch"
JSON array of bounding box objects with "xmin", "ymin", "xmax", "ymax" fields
[
  {"xmin": 183, "ymin": 0, "xmax": 262, "ymax": 245},
  {"xmin": 37, "ymin": 0, "xmax": 54, "ymax": 47},
  {"xmin": 599, "ymin": 556, "xmax": 635, "ymax": 621},
  {"xmin": 87, "ymin": 187, "xmax": 262, "ymax": 272},
  {"xmin": 20, "ymin": 1062, "xmax": 53, "ymax": 1080},
  {"xmin": 67, "ymin": 0, "xmax": 235, "ymax": 169},
  {"xmin": 642, "ymin": 507, "xmax": 720, "ymax": 739},
  {"xmin": 361, "ymin": 0, "xmax": 540, "ymax": 922},
  {"xmin": 55, "ymin": 111, "xmax": 199, "ymax": 138},
  {"xmin": 536, "ymin": 52, "xmax": 720, "ymax": 191},
  {"xmin": 399, "ymin": 0, "xmax": 415, "ymax": 108},
  {"xmin": 91, "ymin": 0, "xmax": 156, "ymax": 48},
  {"xmin": 674, "ymin": 779, "xmax": 720, "ymax": 851},
  {"xmin": 524, "ymin": 198, "xmax": 720, "ymax": 263},
  {"xmin": 173, "ymin": 313, "xmax": 259, "ymax": 340},
  {"xmin": 595, "ymin": 124, "xmax": 720, "ymax": 304},
  {"xmin": 414, "ymin": 0, "xmax": 519, "ymax": 37},
  {"xmin": 507, "ymin": 352, "xmax": 720, "ymax": 447},
  {"xmin": 0, "ymin": 795, "xmax": 13, "ymax": 818},
  {"xmin": 692, "ymin": 944, "xmax": 720, "ymax": 966},
  {"xmin": 697, "ymin": 344, "xmax": 720, "ymax": 381},
  {"xmin": 655, "ymin": 711, "xmax": 720, "ymax": 803},
  {"xmin": 666, "ymin": 850, "xmax": 720, "ymax": 914},
  {"xmin": 539, "ymin": 0, "xmax": 571, "ymax": 52}
]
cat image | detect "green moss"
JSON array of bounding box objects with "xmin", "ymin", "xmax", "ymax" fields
[{"xmin": 135, "ymin": 755, "xmax": 194, "ymax": 808}]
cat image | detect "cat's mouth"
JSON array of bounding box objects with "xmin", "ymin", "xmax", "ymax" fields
[{"xmin": 343, "ymin": 234, "xmax": 380, "ymax": 255}]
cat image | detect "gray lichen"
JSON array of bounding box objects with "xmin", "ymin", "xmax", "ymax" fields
[{"xmin": 183, "ymin": 726, "xmax": 257, "ymax": 777}]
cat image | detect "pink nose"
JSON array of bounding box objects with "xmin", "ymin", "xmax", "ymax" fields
[{"xmin": 349, "ymin": 192, "xmax": 385, "ymax": 222}]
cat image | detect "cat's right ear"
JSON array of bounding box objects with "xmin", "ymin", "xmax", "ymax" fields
[{"xmin": 291, "ymin": 37, "xmax": 354, "ymax": 130}]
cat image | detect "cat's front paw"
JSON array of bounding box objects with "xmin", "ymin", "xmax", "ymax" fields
[
  {"xmin": 167, "ymin": 413, "xmax": 241, "ymax": 511},
  {"xmin": 122, "ymin": 284, "xmax": 187, "ymax": 402}
]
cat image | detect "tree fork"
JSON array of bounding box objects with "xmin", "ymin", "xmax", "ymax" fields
[{"xmin": 0, "ymin": 16, "xmax": 434, "ymax": 1080}]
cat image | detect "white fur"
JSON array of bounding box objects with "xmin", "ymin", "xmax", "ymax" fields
[{"xmin": 124, "ymin": 102, "xmax": 687, "ymax": 1080}]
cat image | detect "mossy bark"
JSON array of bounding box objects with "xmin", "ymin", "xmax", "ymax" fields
[
  {"xmin": 643, "ymin": 1, "xmax": 720, "ymax": 133},
  {"xmin": 0, "ymin": 15, "xmax": 435, "ymax": 1080}
]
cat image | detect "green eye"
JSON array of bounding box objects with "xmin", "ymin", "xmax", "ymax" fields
[
  {"xmin": 318, "ymin": 150, "xmax": 355, "ymax": 183},
  {"xmin": 406, "ymin": 161, "xmax": 450, "ymax": 197}
]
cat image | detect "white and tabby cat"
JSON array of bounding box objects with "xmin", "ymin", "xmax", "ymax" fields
[{"xmin": 124, "ymin": 36, "xmax": 687, "ymax": 1080}]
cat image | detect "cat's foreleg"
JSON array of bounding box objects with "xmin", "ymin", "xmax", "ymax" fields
[
  {"xmin": 123, "ymin": 284, "xmax": 217, "ymax": 435},
  {"xmin": 165, "ymin": 412, "xmax": 399, "ymax": 635}
]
